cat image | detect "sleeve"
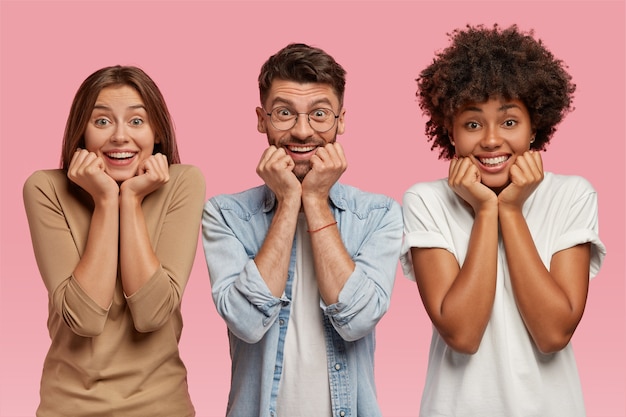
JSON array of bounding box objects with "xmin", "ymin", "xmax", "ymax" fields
[
  {"xmin": 324, "ymin": 199, "xmax": 403, "ymax": 342},
  {"xmin": 553, "ymin": 179, "xmax": 606, "ymax": 279},
  {"xmin": 202, "ymin": 197, "xmax": 288, "ymax": 344},
  {"xmin": 124, "ymin": 165, "xmax": 206, "ymax": 332},
  {"xmin": 400, "ymin": 183, "xmax": 455, "ymax": 281},
  {"xmin": 23, "ymin": 171, "xmax": 109, "ymax": 337}
]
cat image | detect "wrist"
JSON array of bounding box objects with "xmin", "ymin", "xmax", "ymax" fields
[
  {"xmin": 119, "ymin": 187, "xmax": 145, "ymax": 207},
  {"xmin": 472, "ymin": 198, "xmax": 498, "ymax": 217},
  {"xmin": 301, "ymin": 193, "xmax": 329, "ymax": 211},
  {"xmin": 498, "ymin": 203, "xmax": 523, "ymax": 220}
]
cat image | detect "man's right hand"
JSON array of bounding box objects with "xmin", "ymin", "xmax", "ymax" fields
[{"xmin": 256, "ymin": 145, "xmax": 302, "ymax": 204}]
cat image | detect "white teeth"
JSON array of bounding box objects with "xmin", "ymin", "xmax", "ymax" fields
[
  {"xmin": 480, "ymin": 155, "xmax": 508, "ymax": 166},
  {"xmin": 106, "ymin": 152, "xmax": 135, "ymax": 159},
  {"xmin": 289, "ymin": 145, "xmax": 316, "ymax": 153}
]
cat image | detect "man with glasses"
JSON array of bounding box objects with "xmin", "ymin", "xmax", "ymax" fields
[{"xmin": 202, "ymin": 43, "xmax": 402, "ymax": 417}]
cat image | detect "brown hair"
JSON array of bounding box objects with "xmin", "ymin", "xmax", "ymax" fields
[
  {"xmin": 60, "ymin": 65, "xmax": 179, "ymax": 170},
  {"xmin": 417, "ymin": 24, "xmax": 576, "ymax": 160},
  {"xmin": 258, "ymin": 43, "xmax": 346, "ymax": 107}
]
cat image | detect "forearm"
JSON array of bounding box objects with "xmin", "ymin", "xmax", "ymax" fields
[
  {"xmin": 499, "ymin": 207, "xmax": 589, "ymax": 353},
  {"xmin": 303, "ymin": 196, "xmax": 354, "ymax": 305},
  {"xmin": 119, "ymin": 194, "xmax": 160, "ymax": 296},
  {"xmin": 255, "ymin": 198, "xmax": 300, "ymax": 297},
  {"xmin": 431, "ymin": 207, "xmax": 498, "ymax": 353},
  {"xmin": 72, "ymin": 198, "xmax": 119, "ymax": 308}
]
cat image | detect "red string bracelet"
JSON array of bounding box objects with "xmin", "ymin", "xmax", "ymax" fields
[{"xmin": 307, "ymin": 221, "xmax": 338, "ymax": 233}]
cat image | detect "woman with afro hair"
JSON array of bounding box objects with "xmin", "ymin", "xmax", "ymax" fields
[{"xmin": 400, "ymin": 24, "xmax": 606, "ymax": 416}]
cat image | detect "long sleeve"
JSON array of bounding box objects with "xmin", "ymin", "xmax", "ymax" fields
[
  {"xmin": 125, "ymin": 164, "xmax": 206, "ymax": 331},
  {"xmin": 24, "ymin": 170, "xmax": 110, "ymax": 336},
  {"xmin": 202, "ymin": 193, "xmax": 287, "ymax": 343},
  {"xmin": 324, "ymin": 199, "xmax": 403, "ymax": 341}
]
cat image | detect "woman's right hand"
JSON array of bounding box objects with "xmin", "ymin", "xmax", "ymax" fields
[
  {"xmin": 68, "ymin": 149, "xmax": 119, "ymax": 201},
  {"xmin": 448, "ymin": 156, "xmax": 497, "ymax": 213}
]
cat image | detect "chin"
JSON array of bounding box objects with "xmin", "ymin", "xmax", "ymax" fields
[
  {"xmin": 106, "ymin": 170, "xmax": 136, "ymax": 183},
  {"xmin": 484, "ymin": 181, "xmax": 510, "ymax": 195},
  {"xmin": 293, "ymin": 164, "xmax": 311, "ymax": 182}
]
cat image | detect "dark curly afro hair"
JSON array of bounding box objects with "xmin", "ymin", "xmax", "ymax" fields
[{"xmin": 417, "ymin": 24, "xmax": 576, "ymax": 160}]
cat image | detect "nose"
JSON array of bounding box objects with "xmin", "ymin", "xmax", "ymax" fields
[
  {"xmin": 481, "ymin": 125, "xmax": 503, "ymax": 149},
  {"xmin": 290, "ymin": 113, "xmax": 315, "ymax": 139},
  {"xmin": 110, "ymin": 124, "xmax": 128, "ymax": 143}
]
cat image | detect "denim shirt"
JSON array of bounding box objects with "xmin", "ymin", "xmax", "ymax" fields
[{"xmin": 202, "ymin": 182, "xmax": 402, "ymax": 417}]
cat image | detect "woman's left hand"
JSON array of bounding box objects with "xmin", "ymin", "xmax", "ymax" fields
[
  {"xmin": 498, "ymin": 150, "xmax": 544, "ymax": 209},
  {"xmin": 120, "ymin": 153, "xmax": 170, "ymax": 200}
]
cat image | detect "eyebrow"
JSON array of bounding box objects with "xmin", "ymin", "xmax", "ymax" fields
[
  {"xmin": 92, "ymin": 104, "xmax": 147, "ymax": 111},
  {"xmin": 270, "ymin": 96, "xmax": 334, "ymax": 109},
  {"xmin": 461, "ymin": 103, "xmax": 522, "ymax": 113}
]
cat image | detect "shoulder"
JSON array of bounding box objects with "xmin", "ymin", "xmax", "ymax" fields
[
  {"xmin": 162, "ymin": 164, "xmax": 206, "ymax": 201},
  {"xmin": 23, "ymin": 169, "xmax": 69, "ymax": 199},
  {"xmin": 403, "ymin": 178, "xmax": 451, "ymax": 205},
  {"xmin": 206, "ymin": 184, "xmax": 271, "ymax": 217},
  {"xmin": 168, "ymin": 164, "xmax": 205, "ymax": 186},
  {"xmin": 330, "ymin": 183, "xmax": 401, "ymax": 223},
  {"xmin": 332, "ymin": 183, "xmax": 400, "ymax": 210},
  {"xmin": 24, "ymin": 169, "xmax": 66, "ymax": 188},
  {"xmin": 539, "ymin": 172, "xmax": 597, "ymax": 197}
]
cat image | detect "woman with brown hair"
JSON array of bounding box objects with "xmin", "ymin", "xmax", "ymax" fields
[{"xmin": 23, "ymin": 65, "xmax": 204, "ymax": 416}]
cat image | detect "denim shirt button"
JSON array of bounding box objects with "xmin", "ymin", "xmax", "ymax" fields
[
  {"xmin": 279, "ymin": 319, "xmax": 285, "ymax": 326},
  {"xmin": 334, "ymin": 363, "xmax": 341, "ymax": 371},
  {"xmin": 339, "ymin": 411, "xmax": 346, "ymax": 417}
]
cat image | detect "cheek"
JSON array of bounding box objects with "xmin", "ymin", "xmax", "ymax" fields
[
  {"xmin": 82, "ymin": 127, "xmax": 102, "ymax": 152},
  {"xmin": 264, "ymin": 130, "xmax": 283, "ymax": 147},
  {"xmin": 453, "ymin": 139, "xmax": 473, "ymax": 156},
  {"xmin": 138, "ymin": 129, "xmax": 157, "ymax": 150}
]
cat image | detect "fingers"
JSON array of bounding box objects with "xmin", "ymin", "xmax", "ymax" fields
[
  {"xmin": 121, "ymin": 153, "xmax": 170, "ymax": 198},
  {"xmin": 499, "ymin": 151, "xmax": 544, "ymax": 208},
  {"xmin": 67, "ymin": 149, "xmax": 119, "ymax": 199},
  {"xmin": 258, "ymin": 146, "xmax": 293, "ymax": 169},
  {"xmin": 448, "ymin": 156, "xmax": 479, "ymax": 188},
  {"xmin": 510, "ymin": 151, "xmax": 543, "ymax": 186},
  {"xmin": 310, "ymin": 142, "xmax": 347, "ymax": 174},
  {"xmin": 256, "ymin": 146, "xmax": 301, "ymax": 203},
  {"xmin": 256, "ymin": 145, "xmax": 295, "ymax": 179},
  {"xmin": 69, "ymin": 149, "xmax": 101, "ymax": 175},
  {"xmin": 68, "ymin": 148, "xmax": 105, "ymax": 182},
  {"xmin": 138, "ymin": 153, "xmax": 170, "ymax": 183}
]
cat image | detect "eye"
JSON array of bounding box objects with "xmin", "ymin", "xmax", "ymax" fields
[
  {"xmin": 94, "ymin": 118, "xmax": 110, "ymax": 127},
  {"xmin": 310, "ymin": 108, "xmax": 330, "ymax": 121},
  {"xmin": 130, "ymin": 117, "xmax": 144, "ymax": 126},
  {"xmin": 465, "ymin": 121, "xmax": 480, "ymax": 130},
  {"xmin": 503, "ymin": 119, "xmax": 517, "ymax": 128},
  {"xmin": 272, "ymin": 107, "xmax": 295, "ymax": 121}
]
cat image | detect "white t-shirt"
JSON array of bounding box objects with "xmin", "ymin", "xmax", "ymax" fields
[
  {"xmin": 276, "ymin": 214, "xmax": 332, "ymax": 416},
  {"xmin": 401, "ymin": 172, "xmax": 606, "ymax": 417}
]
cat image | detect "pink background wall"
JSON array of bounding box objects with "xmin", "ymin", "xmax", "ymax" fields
[{"xmin": 1, "ymin": 1, "xmax": 624, "ymax": 416}]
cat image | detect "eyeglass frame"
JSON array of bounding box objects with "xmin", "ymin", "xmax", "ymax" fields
[{"xmin": 264, "ymin": 107, "xmax": 341, "ymax": 133}]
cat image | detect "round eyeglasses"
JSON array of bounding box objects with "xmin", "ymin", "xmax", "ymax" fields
[{"xmin": 265, "ymin": 107, "xmax": 340, "ymax": 133}]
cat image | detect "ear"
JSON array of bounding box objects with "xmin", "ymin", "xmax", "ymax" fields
[
  {"xmin": 256, "ymin": 107, "xmax": 267, "ymax": 134},
  {"xmin": 336, "ymin": 108, "xmax": 346, "ymax": 135}
]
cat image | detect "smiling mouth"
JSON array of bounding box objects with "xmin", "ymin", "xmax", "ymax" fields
[
  {"xmin": 478, "ymin": 155, "xmax": 509, "ymax": 167},
  {"xmin": 287, "ymin": 145, "xmax": 317, "ymax": 154},
  {"xmin": 105, "ymin": 152, "xmax": 136, "ymax": 160}
]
